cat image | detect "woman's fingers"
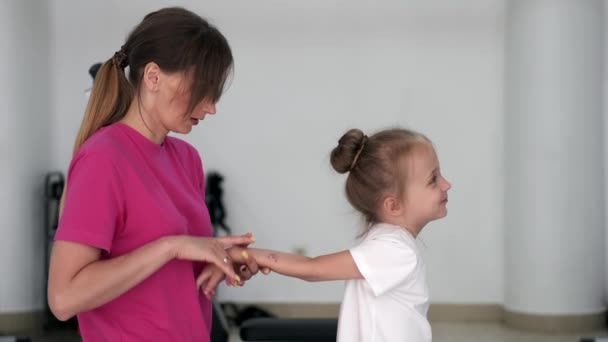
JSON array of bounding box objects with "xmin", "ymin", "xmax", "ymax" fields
[
  {"xmin": 204, "ymin": 270, "xmax": 227, "ymax": 297},
  {"xmin": 216, "ymin": 233, "xmax": 255, "ymax": 249},
  {"xmin": 196, "ymin": 271, "xmax": 210, "ymax": 289},
  {"xmin": 226, "ymin": 247, "xmax": 259, "ymax": 280},
  {"xmin": 210, "ymin": 248, "xmax": 240, "ymax": 283}
]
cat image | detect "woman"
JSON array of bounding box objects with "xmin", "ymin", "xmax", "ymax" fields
[{"xmin": 48, "ymin": 7, "xmax": 257, "ymax": 341}]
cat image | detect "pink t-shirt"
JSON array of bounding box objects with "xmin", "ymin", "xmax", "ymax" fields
[{"xmin": 56, "ymin": 122, "xmax": 214, "ymax": 341}]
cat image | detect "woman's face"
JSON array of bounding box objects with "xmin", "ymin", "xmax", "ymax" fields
[{"xmin": 155, "ymin": 71, "xmax": 217, "ymax": 134}]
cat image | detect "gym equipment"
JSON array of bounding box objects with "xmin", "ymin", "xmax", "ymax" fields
[
  {"xmin": 0, "ymin": 337, "xmax": 31, "ymax": 342},
  {"xmin": 43, "ymin": 172, "xmax": 77, "ymax": 330},
  {"xmin": 240, "ymin": 318, "xmax": 338, "ymax": 342}
]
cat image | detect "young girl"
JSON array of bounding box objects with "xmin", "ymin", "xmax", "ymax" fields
[{"xmin": 200, "ymin": 127, "xmax": 451, "ymax": 341}]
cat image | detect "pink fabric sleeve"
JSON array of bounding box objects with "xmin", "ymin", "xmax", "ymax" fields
[{"xmin": 55, "ymin": 150, "xmax": 123, "ymax": 253}]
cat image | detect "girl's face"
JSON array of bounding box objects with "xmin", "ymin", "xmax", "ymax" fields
[
  {"xmin": 400, "ymin": 143, "xmax": 451, "ymax": 228},
  {"xmin": 155, "ymin": 71, "xmax": 216, "ymax": 134}
]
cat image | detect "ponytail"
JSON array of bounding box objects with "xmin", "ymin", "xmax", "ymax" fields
[
  {"xmin": 73, "ymin": 51, "xmax": 133, "ymax": 155},
  {"xmin": 60, "ymin": 50, "xmax": 133, "ymax": 213}
]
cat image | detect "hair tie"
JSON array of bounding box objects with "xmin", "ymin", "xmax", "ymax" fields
[
  {"xmin": 349, "ymin": 135, "xmax": 368, "ymax": 171},
  {"xmin": 112, "ymin": 45, "xmax": 129, "ymax": 69}
]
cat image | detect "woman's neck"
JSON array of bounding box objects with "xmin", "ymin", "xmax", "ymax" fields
[{"xmin": 121, "ymin": 99, "xmax": 167, "ymax": 145}]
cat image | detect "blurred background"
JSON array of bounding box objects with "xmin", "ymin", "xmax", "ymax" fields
[{"xmin": 0, "ymin": 0, "xmax": 607, "ymax": 341}]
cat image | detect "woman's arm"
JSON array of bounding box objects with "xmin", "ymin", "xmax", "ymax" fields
[
  {"xmin": 48, "ymin": 235, "xmax": 252, "ymax": 321},
  {"xmin": 229, "ymin": 248, "xmax": 363, "ymax": 282}
]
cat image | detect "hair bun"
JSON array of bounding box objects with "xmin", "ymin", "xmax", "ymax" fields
[{"xmin": 330, "ymin": 129, "xmax": 367, "ymax": 174}]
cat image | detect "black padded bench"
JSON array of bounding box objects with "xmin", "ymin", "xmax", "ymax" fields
[{"xmin": 240, "ymin": 318, "xmax": 338, "ymax": 342}]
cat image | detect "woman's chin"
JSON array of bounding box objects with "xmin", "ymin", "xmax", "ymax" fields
[{"xmin": 173, "ymin": 125, "xmax": 193, "ymax": 135}]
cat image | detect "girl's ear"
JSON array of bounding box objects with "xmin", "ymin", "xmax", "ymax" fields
[{"xmin": 381, "ymin": 195, "xmax": 404, "ymax": 218}]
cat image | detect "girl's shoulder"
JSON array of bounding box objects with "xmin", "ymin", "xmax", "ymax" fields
[{"xmin": 365, "ymin": 223, "xmax": 417, "ymax": 247}]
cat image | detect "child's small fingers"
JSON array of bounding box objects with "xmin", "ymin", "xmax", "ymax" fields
[{"xmin": 244, "ymin": 253, "xmax": 259, "ymax": 274}]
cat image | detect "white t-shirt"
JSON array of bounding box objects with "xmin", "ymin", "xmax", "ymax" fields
[{"xmin": 337, "ymin": 223, "xmax": 431, "ymax": 342}]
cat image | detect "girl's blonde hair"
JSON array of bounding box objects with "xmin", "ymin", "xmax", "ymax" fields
[{"xmin": 330, "ymin": 128, "xmax": 431, "ymax": 227}]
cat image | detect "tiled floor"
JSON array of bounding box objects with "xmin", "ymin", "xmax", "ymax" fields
[
  {"xmin": 431, "ymin": 322, "xmax": 607, "ymax": 342},
  {"xmin": 18, "ymin": 322, "xmax": 608, "ymax": 341}
]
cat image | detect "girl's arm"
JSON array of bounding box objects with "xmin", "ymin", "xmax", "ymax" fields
[{"xmin": 230, "ymin": 248, "xmax": 363, "ymax": 282}]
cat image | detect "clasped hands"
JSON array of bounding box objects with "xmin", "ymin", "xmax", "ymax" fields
[{"xmin": 195, "ymin": 234, "xmax": 269, "ymax": 299}]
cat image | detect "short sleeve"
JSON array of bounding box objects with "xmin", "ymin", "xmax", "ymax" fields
[
  {"xmin": 55, "ymin": 150, "xmax": 123, "ymax": 253},
  {"xmin": 350, "ymin": 235, "xmax": 417, "ymax": 296}
]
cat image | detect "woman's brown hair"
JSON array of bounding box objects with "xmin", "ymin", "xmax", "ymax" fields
[{"xmin": 62, "ymin": 7, "xmax": 233, "ymax": 211}]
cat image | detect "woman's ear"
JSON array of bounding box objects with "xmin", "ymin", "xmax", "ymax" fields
[{"xmin": 142, "ymin": 62, "xmax": 161, "ymax": 92}]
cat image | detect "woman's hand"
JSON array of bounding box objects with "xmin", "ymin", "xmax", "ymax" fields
[
  {"xmin": 196, "ymin": 245, "xmax": 270, "ymax": 298},
  {"xmin": 196, "ymin": 265, "xmax": 229, "ymax": 299},
  {"xmin": 229, "ymin": 246, "xmax": 260, "ymax": 281},
  {"xmin": 173, "ymin": 234, "xmax": 255, "ymax": 283}
]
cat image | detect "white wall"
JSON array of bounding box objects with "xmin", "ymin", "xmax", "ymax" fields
[
  {"xmin": 505, "ymin": 0, "xmax": 605, "ymax": 315},
  {"xmin": 49, "ymin": 1, "xmax": 505, "ymax": 304},
  {"xmin": 605, "ymin": 1, "xmax": 608, "ymax": 304},
  {"xmin": 0, "ymin": 1, "xmax": 51, "ymax": 312}
]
